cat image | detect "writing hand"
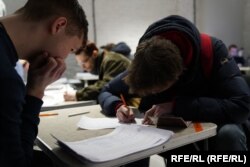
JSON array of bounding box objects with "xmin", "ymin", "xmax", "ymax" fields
[
  {"xmin": 143, "ymin": 102, "xmax": 174, "ymax": 125},
  {"xmin": 116, "ymin": 105, "xmax": 135, "ymax": 123},
  {"xmin": 64, "ymin": 91, "xmax": 77, "ymax": 101}
]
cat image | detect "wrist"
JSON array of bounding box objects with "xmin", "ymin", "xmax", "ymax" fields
[
  {"xmin": 26, "ymin": 87, "xmax": 45, "ymax": 99},
  {"xmin": 115, "ymin": 102, "xmax": 123, "ymax": 113}
]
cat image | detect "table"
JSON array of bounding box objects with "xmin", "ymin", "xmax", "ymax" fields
[
  {"xmin": 41, "ymin": 101, "xmax": 96, "ymax": 111},
  {"xmin": 42, "ymin": 82, "xmax": 96, "ymax": 111},
  {"xmin": 36, "ymin": 105, "xmax": 217, "ymax": 167},
  {"xmin": 239, "ymin": 66, "xmax": 250, "ymax": 75}
]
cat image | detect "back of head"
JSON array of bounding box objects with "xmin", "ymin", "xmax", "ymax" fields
[
  {"xmin": 112, "ymin": 42, "xmax": 131, "ymax": 56},
  {"xmin": 125, "ymin": 36, "xmax": 183, "ymax": 96},
  {"xmin": 16, "ymin": 0, "xmax": 88, "ymax": 43}
]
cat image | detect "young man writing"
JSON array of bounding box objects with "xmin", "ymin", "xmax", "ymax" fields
[
  {"xmin": 99, "ymin": 15, "xmax": 250, "ymax": 153},
  {"xmin": 0, "ymin": 0, "xmax": 88, "ymax": 166}
]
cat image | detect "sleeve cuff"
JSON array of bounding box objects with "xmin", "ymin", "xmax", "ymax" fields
[{"xmin": 115, "ymin": 102, "xmax": 123, "ymax": 113}]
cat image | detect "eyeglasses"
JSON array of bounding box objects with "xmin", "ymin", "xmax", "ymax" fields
[{"xmin": 77, "ymin": 56, "xmax": 91, "ymax": 66}]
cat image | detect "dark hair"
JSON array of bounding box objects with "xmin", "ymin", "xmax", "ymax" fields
[
  {"xmin": 75, "ymin": 42, "xmax": 98, "ymax": 56},
  {"xmin": 125, "ymin": 36, "xmax": 183, "ymax": 95},
  {"xmin": 16, "ymin": 0, "xmax": 88, "ymax": 42},
  {"xmin": 228, "ymin": 44, "xmax": 238, "ymax": 50}
]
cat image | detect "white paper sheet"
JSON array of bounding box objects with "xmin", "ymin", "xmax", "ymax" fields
[
  {"xmin": 75, "ymin": 72, "xmax": 99, "ymax": 80},
  {"xmin": 42, "ymin": 84, "xmax": 74, "ymax": 107},
  {"xmin": 57, "ymin": 124, "xmax": 174, "ymax": 162},
  {"xmin": 77, "ymin": 116, "xmax": 143, "ymax": 130}
]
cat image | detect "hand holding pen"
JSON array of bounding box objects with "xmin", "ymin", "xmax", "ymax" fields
[{"xmin": 116, "ymin": 94, "xmax": 135, "ymax": 123}]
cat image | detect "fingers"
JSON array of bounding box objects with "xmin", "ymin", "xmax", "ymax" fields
[
  {"xmin": 116, "ymin": 106, "xmax": 135, "ymax": 123},
  {"xmin": 64, "ymin": 92, "xmax": 69, "ymax": 101},
  {"xmin": 142, "ymin": 105, "xmax": 156, "ymax": 125},
  {"xmin": 36, "ymin": 56, "xmax": 66, "ymax": 82},
  {"xmin": 116, "ymin": 111, "xmax": 127, "ymax": 122},
  {"xmin": 28, "ymin": 52, "xmax": 49, "ymax": 70},
  {"xmin": 142, "ymin": 118, "xmax": 154, "ymax": 125},
  {"xmin": 50, "ymin": 58, "xmax": 66, "ymax": 79},
  {"xmin": 63, "ymin": 92, "xmax": 76, "ymax": 101}
]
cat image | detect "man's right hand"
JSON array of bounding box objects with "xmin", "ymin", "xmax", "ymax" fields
[
  {"xmin": 116, "ymin": 105, "xmax": 135, "ymax": 123},
  {"xmin": 26, "ymin": 52, "xmax": 66, "ymax": 99},
  {"xmin": 64, "ymin": 91, "xmax": 77, "ymax": 101}
]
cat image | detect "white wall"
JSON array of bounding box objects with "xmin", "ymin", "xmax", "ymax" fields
[
  {"xmin": 243, "ymin": 0, "xmax": 250, "ymax": 56},
  {"xmin": 78, "ymin": 0, "xmax": 94, "ymax": 42},
  {"xmin": 3, "ymin": 0, "xmax": 27, "ymax": 14},
  {"xmin": 196, "ymin": 0, "xmax": 245, "ymax": 49},
  {"xmin": 93, "ymin": 0, "xmax": 194, "ymax": 53}
]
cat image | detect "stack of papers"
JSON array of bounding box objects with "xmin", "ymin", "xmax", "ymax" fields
[{"xmin": 56, "ymin": 124, "xmax": 174, "ymax": 162}]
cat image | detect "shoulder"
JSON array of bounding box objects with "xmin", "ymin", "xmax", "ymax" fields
[
  {"xmin": 209, "ymin": 36, "xmax": 230, "ymax": 65},
  {"xmin": 210, "ymin": 37, "xmax": 228, "ymax": 56},
  {"xmin": 209, "ymin": 37, "xmax": 241, "ymax": 77},
  {"xmin": 103, "ymin": 51, "xmax": 130, "ymax": 64}
]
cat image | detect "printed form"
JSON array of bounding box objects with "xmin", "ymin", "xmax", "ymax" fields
[{"xmin": 57, "ymin": 124, "xmax": 174, "ymax": 162}]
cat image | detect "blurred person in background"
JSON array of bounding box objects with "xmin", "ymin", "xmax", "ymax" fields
[{"xmin": 64, "ymin": 42, "xmax": 131, "ymax": 101}]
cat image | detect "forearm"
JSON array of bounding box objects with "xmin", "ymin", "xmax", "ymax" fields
[
  {"xmin": 1, "ymin": 86, "xmax": 42, "ymax": 166},
  {"xmin": 21, "ymin": 95, "xmax": 42, "ymax": 153},
  {"xmin": 76, "ymin": 80, "xmax": 107, "ymax": 101},
  {"xmin": 98, "ymin": 91, "xmax": 122, "ymax": 116}
]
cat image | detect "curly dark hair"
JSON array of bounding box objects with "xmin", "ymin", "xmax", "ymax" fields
[{"xmin": 125, "ymin": 36, "xmax": 183, "ymax": 95}]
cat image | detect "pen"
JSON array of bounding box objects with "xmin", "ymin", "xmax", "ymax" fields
[
  {"xmin": 68, "ymin": 111, "xmax": 90, "ymax": 117},
  {"xmin": 39, "ymin": 113, "xmax": 58, "ymax": 117},
  {"xmin": 120, "ymin": 94, "xmax": 127, "ymax": 107},
  {"xmin": 120, "ymin": 94, "xmax": 129, "ymax": 115}
]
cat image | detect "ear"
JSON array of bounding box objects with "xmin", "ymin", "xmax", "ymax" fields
[
  {"xmin": 51, "ymin": 17, "xmax": 67, "ymax": 35},
  {"xmin": 92, "ymin": 50, "xmax": 98, "ymax": 58}
]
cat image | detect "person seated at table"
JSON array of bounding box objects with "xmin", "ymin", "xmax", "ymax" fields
[
  {"xmin": 228, "ymin": 44, "xmax": 245, "ymax": 67},
  {"xmin": 0, "ymin": 0, "xmax": 88, "ymax": 166},
  {"xmin": 64, "ymin": 42, "xmax": 131, "ymax": 101},
  {"xmin": 98, "ymin": 15, "xmax": 250, "ymax": 154}
]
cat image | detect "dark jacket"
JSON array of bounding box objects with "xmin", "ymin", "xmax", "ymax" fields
[
  {"xmin": 0, "ymin": 23, "xmax": 42, "ymax": 166},
  {"xmin": 98, "ymin": 15, "xmax": 250, "ymax": 126}
]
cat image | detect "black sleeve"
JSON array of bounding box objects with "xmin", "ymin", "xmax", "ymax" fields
[
  {"xmin": 173, "ymin": 39, "xmax": 250, "ymax": 124},
  {"xmin": 0, "ymin": 75, "xmax": 42, "ymax": 167}
]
